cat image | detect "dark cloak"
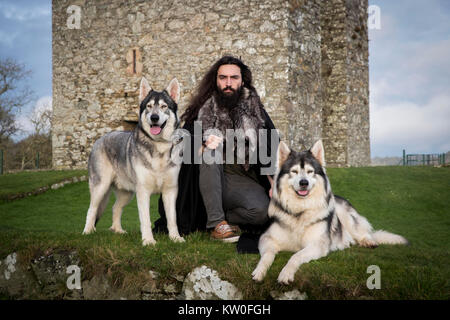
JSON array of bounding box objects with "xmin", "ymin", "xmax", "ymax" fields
[{"xmin": 153, "ymin": 108, "xmax": 278, "ymax": 236}]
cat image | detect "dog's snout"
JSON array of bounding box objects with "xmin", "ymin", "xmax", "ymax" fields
[
  {"xmin": 299, "ymin": 179, "xmax": 309, "ymax": 187},
  {"xmin": 150, "ymin": 114, "xmax": 159, "ymax": 122}
]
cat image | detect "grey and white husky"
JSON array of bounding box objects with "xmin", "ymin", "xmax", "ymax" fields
[
  {"xmin": 82, "ymin": 77, "xmax": 185, "ymax": 246},
  {"xmin": 252, "ymin": 140, "xmax": 408, "ymax": 284}
]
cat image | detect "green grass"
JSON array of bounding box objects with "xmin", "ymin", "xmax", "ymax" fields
[
  {"xmin": 0, "ymin": 169, "xmax": 87, "ymax": 200},
  {"xmin": 0, "ymin": 166, "xmax": 449, "ymax": 299}
]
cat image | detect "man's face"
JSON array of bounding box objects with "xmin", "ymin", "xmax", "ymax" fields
[{"xmin": 216, "ymin": 64, "xmax": 242, "ymax": 95}]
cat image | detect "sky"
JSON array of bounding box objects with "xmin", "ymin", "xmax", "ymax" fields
[
  {"xmin": 368, "ymin": 0, "xmax": 450, "ymax": 156},
  {"xmin": 0, "ymin": 0, "xmax": 52, "ymax": 136},
  {"xmin": 0, "ymin": 0, "xmax": 449, "ymax": 158}
]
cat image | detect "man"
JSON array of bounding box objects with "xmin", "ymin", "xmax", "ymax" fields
[{"xmin": 155, "ymin": 56, "xmax": 277, "ymax": 243}]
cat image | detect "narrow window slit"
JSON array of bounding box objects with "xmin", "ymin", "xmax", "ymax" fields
[{"xmin": 132, "ymin": 49, "xmax": 137, "ymax": 74}]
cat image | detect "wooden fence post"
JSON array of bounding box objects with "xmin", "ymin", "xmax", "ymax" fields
[{"xmin": 36, "ymin": 152, "xmax": 40, "ymax": 169}]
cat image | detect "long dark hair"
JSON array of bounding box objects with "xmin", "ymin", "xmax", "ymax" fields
[{"xmin": 181, "ymin": 56, "xmax": 255, "ymax": 123}]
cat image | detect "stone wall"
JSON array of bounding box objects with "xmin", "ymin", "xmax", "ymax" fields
[
  {"xmin": 52, "ymin": 0, "xmax": 370, "ymax": 169},
  {"xmin": 320, "ymin": 0, "xmax": 370, "ymax": 167},
  {"xmin": 285, "ymin": 0, "xmax": 323, "ymax": 150},
  {"xmin": 345, "ymin": 0, "xmax": 370, "ymax": 166}
]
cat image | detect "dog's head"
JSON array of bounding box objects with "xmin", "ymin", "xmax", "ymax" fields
[
  {"xmin": 273, "ymin": 140, "xmax": 330, "ymax": 213},
  {"xmin": 138, "ymin": 77, "xmax": 180, "ymax": 140}
]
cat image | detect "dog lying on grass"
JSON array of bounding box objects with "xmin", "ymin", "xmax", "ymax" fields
[{"xmin": 252, "ymin": 140, "xmax": 408, "ymax": 284}]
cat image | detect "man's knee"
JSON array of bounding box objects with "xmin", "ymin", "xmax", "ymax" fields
[
  {"xmin": 228, "ymin": 205, "xmax": 269, "ymax": 226},
  {"xmin": 251, "ymin": 206, "xmax": 269, "ymax": 226},
  {"xmin": 199, "ymin": 163, "xmax": 223, "ymax": 188}
]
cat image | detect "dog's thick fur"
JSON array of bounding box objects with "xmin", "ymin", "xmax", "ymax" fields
[
  {"xmin": 252, "ymin": 140, "xmax": 408, "ymax": 284},
  {"xmin": 82, "ymin": 77, "xmax": 184, "ymax": 246}
]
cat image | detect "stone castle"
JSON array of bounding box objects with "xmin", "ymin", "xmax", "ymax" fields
[{"xmin": 52, "ymin": 0, "xmax": 370, "ymax": 168}]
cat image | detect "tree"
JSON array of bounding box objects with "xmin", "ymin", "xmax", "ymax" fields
[
  {"xmin": 29, "ymin": 98, "xmax": 52, "ymax": 136},
  {"xmin": 21, "ymin": 98, "xmax": 53, "ymax": 169},
  {"xmin": 0, "ymin": 58, "xmax": 34, "ymax": 146}
]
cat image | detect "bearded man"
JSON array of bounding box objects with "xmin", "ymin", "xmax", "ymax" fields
[{"xmin": 155, "ymin": 56, "xmax": 278, "ymax": 244}]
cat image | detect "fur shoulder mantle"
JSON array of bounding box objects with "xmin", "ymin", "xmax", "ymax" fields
[{"xmin": 197, "ymin": 87, "xmax": 266, "ymax": 138}]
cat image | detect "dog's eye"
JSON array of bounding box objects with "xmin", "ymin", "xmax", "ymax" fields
[
  {"xmin": 291, "ymin": 170, "xmax": 298, "ymax": 175},
  {"xmin": 307, "ymin": 170, "xmax": 314, "ymax": 174},
  {"xmin": 161, "ymin": 105, "xmax": 167, "ymax": 109}
]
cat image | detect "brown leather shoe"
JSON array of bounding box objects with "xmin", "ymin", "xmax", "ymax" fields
[
  {"xmin": 211, "ymin": 221, "xmax": 240, "ymax": 243},
  {"xmin": 229, "ymin": 223, "xmax": 241, "ymax": 234}
]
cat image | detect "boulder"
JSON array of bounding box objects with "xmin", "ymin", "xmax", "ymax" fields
[
  {"xmin": 181, "ymin": 265, "xmax": 243, "ymax": 300},
  {"xmin": 82, "ymin": 274, "xmax": 111, "ymax": 300},
  {"xmin": 0, "ymin": 253, "xmax": 40, "ymax": 299},
  {"xmin": 31, "ymin": 250, "xmax": 81, "ymax": 299},
  {"xmin": 270, "ymin": 289, "xmax": 307, "ymax": 300}
]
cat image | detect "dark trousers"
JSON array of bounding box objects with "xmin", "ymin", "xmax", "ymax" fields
[{"xmin": 199, "ymin": 162, "xmax": 270, "ymax": 229}]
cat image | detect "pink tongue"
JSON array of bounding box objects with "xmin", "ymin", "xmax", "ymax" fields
[
  {"xmin": 150, "ymin": 126, "xmax": 161, "ymax": 135},
  {"xmin": 297, "ymin": 190, "xmax": 309, "ymax": 196}
]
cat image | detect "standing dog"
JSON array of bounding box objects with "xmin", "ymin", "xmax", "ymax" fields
[
  {"xmin": 82, "ymin": 77, "xmax": 184, "ymax": 246},
  {"xmin": 252, "ymin": 140, "xmax": 408, "ymax": 284}
]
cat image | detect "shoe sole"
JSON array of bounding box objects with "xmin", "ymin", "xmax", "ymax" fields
[
  {"xmin": 211, "ymin": 235, "xmax": 240, "ymax": 243},
  {"xmin": 220, "ymin": 235, "xmax": 240, "ymax": 243}
]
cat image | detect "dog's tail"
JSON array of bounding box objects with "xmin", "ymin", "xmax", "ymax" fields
[{"xmin": 372, "ymin": 230, "xmax": 409, "ymax": 245}]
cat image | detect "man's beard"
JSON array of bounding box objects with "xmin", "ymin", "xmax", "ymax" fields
[{"xmin": 215, "ymin": 85, "xmax": 243, "ymax": 110}]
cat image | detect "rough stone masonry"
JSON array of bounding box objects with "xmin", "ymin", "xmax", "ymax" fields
[{"xmin": 52, "ymin": 0, "xmax": 370, "ymax": 168}]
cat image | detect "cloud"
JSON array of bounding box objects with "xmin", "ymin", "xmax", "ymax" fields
[
  {"xmin": 0, "ymin": 0, "xmax": 52, "ymax": 125},
  {"xmin": 0, "ymin": 30, "xmax": 19, "ymax": 47},
  {"xmin": 370, "ymin": 0, "xmax": 450, "ymax": 42},
  {"xmin": 368, "ymin": 0, "xmax": 450, "ymax": 156},
  {"xmin": 369, "ymin": 38, "xmax": 450, "ymax": 156},
  {"xmin": 0, "ymin": 3, "xmax": 50, "ymax": 22},
  {"xmin": 370, "ymin": 93, "xmax": 450, "ymax": 156},
  {"xmin": 14, "ymin": 96, "xmax": 52, "ymax": 138},
  {"xmin": 31, "ymin": 96, "xmax": 52, "ymax": 118},
  {"xmin": 370, "ymin": 35, "xmax": 450, "ymax": 105}
]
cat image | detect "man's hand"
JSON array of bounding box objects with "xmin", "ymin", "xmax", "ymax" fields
[
  {"xmin": 204, "ymin": 135, "xmax": 223, "ymax": 150},
  {"xmin": 198, "ymin": 135, "xmax": 223, "ymax": 155}
]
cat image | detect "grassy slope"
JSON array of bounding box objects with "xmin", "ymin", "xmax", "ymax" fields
[
  {"xmin": 0, "ymin": 170, "xmax": 87, "ymax": 200},
  {"xmin": 0, "ymin": 166, "xmax": 449, "ymax": 299}
]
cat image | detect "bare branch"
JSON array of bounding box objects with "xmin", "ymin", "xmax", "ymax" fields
[{"xmin": 0, "ymin": 58, "xmax": 35, "ymax": 143}]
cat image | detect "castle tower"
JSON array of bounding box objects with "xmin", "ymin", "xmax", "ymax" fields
[
  {"xmin": 52, "ymin": 0, "xmax": 370, "ymax": 168},
  {"xmin": 321, "ymin": 0, "xmax": 370, "ymax": 167}
]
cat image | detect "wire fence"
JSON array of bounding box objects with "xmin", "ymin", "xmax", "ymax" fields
[
  {"xmin": 0, "ymin": 149, "xmax": 51, "ymax": 174},
  {"xmin": 402, "ymin": 150, "xmax": 447, "ymax": 166}
]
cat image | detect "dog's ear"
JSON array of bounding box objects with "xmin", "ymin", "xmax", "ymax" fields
[
  {"xmin": 277, "ymin": 141, "xmax": 291, "ymax": 170},
  {"xmin": 166, "ymin": 78, "xmax": 181, "ymax": 104},
  {"xmin": 139, "ymin": 77, "xmax": 152, "ymax": 103},
  {"xmin": 310, "ymin": 140, "xmax": 326, "ymax": 167}
]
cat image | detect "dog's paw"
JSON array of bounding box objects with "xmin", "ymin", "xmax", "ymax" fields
[
  {"xmin": 251, "ymin": 268, "xmax": 266, "ymax": 282},
  {"xmin": 82, "ymin": 226, "xmax": 96, "ymax": 235},
  {"xmin": 171, "ymin": 235, "xmax": 185, "ymax": 243},
  {"xmin": 277, "ymin": 266, "xmax": 296, "ymax": 284},
  {"xmin": 109, "ymin": 226, "xmax": 127, "ymax": 234},
  {"xmin": 359, "ymin": 237, "xmax": 378, "ymax": 249},
  {"xmin": 142, "ymin": 238, "xmax": 156, "ymax": 246}
]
